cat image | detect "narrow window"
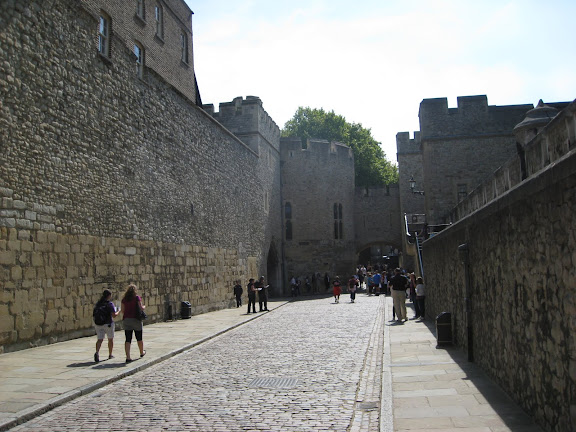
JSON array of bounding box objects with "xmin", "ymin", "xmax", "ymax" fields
[
  {"xmin": 457, "ymin": 183, "xmax": 468, "ymax": 202},
  {"xmin": 285, "ymin": 202, "xmax": 292, "ymax": 240},
  {"xmin": 155, "ymin": 4, "xmax": 164, "ymax": 39},
  {"xmin": 134, "ymin": 42, "xmax": 144, "ymax": 78},
  {"xmin": 333, "ymin": 203, "xmax": 343, "ymax": 239},
  {"xmin": 180, "ymin": 31, "xmax": 189, "ymax": 63},
  {"xmin": 136, "ymin": 0, "xmax": 145, "ymax": 19},
  {"xmin": 98, "ymin": 13, "xmax": 111, "ymax": 57}
]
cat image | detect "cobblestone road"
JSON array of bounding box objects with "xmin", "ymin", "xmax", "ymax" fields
[{"xmin": 11, "ymin": 296, "xmax": 387, "ymax": 432}]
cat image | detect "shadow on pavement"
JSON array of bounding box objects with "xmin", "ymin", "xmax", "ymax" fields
[{"xmin": 405, "ymin": 302, "xmax": 543, "ymax": 432}]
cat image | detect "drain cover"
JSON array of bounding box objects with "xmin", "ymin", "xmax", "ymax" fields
[
  {"xmin": 356, "ymin": 401, "xmax": 379, "ymax": 411},
  {"xmin": 248, "ymin": 377, "xmax": 299, "ymax": 389}
]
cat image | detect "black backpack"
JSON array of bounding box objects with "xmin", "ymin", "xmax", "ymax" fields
[{"xmin": 93, "ymin": 301, "xmax": 110, "ymax": 325}]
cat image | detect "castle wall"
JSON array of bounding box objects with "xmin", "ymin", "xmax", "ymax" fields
[
  {"xmin": 203, "ymin": 96, "xmax": 283, "ymax": 293},
  {"xmin": 419, "ymin": 96, "xmax": 533, "ymax": 224},
  {"xmin": 0, "ymin": 1, "xmax": 268, "ymax": 351},
  {"xmin": 280, "ymin": 137, "xmax": 356, "ymax": 288},
  {"xmin": 354, "ymin": 185, "xmax": 402, "ymax": 253},
  {"xmin": 79, "ymin": 0, "xmax": 197, "ymax": 104},
  {"xmin": 422, "ymin": 101, "xmax": 576, "ymax": 432}
]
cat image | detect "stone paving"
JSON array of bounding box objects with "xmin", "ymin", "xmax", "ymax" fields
[
  {"xmin": 7, "ymin": 296, "xmax": 385, "ymax": 431},
  {"xmin": 1, "ymin": 295, "xmax": 545, "ymax": 431}
]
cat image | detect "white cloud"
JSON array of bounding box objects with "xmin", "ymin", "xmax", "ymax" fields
[{"xmin": 190, "ymin": 0, "xmax": 576, "ymax": 159}]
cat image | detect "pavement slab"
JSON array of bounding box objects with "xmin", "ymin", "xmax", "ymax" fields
[{"xmin": 0, "ymin": 295, "xmax": 546, "ymax": 431}]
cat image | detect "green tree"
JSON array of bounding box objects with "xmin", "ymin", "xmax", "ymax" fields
[{"xmin": 281, "ymin": 107, "xmax": 398, "ymax": 188}]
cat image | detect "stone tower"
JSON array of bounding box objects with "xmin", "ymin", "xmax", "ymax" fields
[{"xmin": 280, "ymin": 137, "xmax": 356, "ymax": 289}]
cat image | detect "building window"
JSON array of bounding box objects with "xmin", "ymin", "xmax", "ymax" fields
[
  {"xmin": 136, "ymin": 0, "xmax": 145, "ymax": 19},
  {"xmin": 181, "ymin": 31, "xmax": 188, "ymax": 63},
  {"xmin": 285, "ymin": 202, "xmax": 292, "ymax": 240},
  {"xmin": 134, "ymin": 42, "xmax": 144, "ymax": 78},
  {"xmin": 457, "ymin": 183, "xmax": 468, "ymax": 202},
  {"xmin": 98, "ymin": 13, "xmax": 111, "ymax": 57},
  {"xmin": 333, "ymin": 203, "xmax": 343, "ymax": 239},
  {"xmin": 155, "ymin": 4, "xmax": 164, "ymax": 39}
]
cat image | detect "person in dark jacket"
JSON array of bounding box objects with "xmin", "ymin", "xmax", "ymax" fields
[
  {"xmin": 233, "ymin": 280, "xmax": 243, "ymax": 308},
  {"xmin": 247, "ymin": 278, "xmax": 257, "ymax": 314},
  {"xmin": 256, "ymin": 276, "xmax": 269, "ymax": 312}
]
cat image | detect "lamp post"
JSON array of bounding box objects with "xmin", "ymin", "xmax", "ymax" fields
[{"xmin": 409, "ymin": 176, "xmax": 425, "ymax": 195}]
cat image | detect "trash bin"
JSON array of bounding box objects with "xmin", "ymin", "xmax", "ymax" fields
[
  {"xmin": 436, "ymin": 312, "xmax": 452, "ymax": 346},
  {"xmin": 181, "ymin": 301, "xmax": 192, "ymax": 319}
]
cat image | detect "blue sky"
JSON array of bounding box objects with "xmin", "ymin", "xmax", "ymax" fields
[{"xmin": 185, "ymin": 0, "xmax": 576, "ymax": 161}]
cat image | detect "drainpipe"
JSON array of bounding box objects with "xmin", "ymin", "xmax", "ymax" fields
[{"xmin": 458, "ymin": 243, "xmax": 474, "ymax": 362}]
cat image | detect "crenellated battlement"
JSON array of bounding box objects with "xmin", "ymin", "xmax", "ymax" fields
[
  {"xmin": 396, "ymin": 131, "xmax": 421, "ymax": 155},
  {"xmin": 280, "ymin": 137, "xmax": 354, "ymax": 165},
  {"xmin": 419, "ymin": 95, "xmax": 533, "ymax": 139},
  {"xmin": 203, "ymin": 96, "xmax": 280, "ymax": 152}
]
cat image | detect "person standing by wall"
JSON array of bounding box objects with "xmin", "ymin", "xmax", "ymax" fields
[
  {"xmin": 93, "ymin": 289, "xmax": 119, "ymax": 363},
  {"xmin": 390, "ymin": 268, "xmax": 408, "ymax": 323},
  {"xmin": 324, "ymin": 272, "xmax": 330, "ymax": 292},
  {"xmin": 415, "ymin": 277, "xmax": 426, "ymax": 320},
  {"xmin": 256, "ymin": 276, "xmax": 268, "ymax": 312},
  {"xmin": 120, "ymin": 284, "xmax": 146, "ymax": 363},
  {"xmin": 247, "ymin": 278, "xmax": 257, "ymax": 314},
  {"xmin": 233, "ymin": 280, "xmax": 243, "ymax": 308}
]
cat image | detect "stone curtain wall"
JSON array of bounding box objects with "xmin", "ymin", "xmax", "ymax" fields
[
  {"xmin": 0, "ymin": 2, "xmax": 266, "ymax": 351},
  {"xmin": 280, "ymin": 137, "xmax": 356, "ymax": 286},
  {"xmin": 418, "ymin": 96, "xmax": 532, "ymax": 225},
  {"xmin": 353, "ymin": 185, "xmax": 402, "ymax": 253},
  {"xmin": 422, "ymin": 107, "xmax": 576, "ymax": 431},
  {"xmin": 0, "ymin": 227, "xmax": 243, "ymax": 352}
]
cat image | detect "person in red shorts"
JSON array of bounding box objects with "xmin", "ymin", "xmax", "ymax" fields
[{"xmin": 333, "ymin": 276, "xmax": 342, "ymax": 303}]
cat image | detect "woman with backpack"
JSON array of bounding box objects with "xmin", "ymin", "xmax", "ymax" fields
[
  {"xmin": 93, "ymin": 289, "xmax": 119, "ymax": 363},
  {"xmin": 120, "ymin": 283, "xmax": 146, "ymax": 363}
]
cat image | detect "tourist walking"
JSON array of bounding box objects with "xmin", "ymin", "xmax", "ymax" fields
[
  {"xmin": 92, "ymin": 289, "xmax": 119, "ymax": 363},
  {"xmin": 389, "ymin": 268, "xmax": 408, "ymax": 322},
  {"xmin": 120, "ymin": 283, "xmax": 146, "ymax": 363},
  {"xmin": 372, "ymin": 271, "xmax": 382, "ymax": 296},
  {"xmin": 233, "ymin": 280, "xmax": 243, "ymax": 308},
  {"xmin": 348, "ymin": 275, "xmax": 358, "ymax": 303},
  {"xmin": 247, "ymin": 278, "xmax": 257, "ymax": 313},
  {"xmin": 415, "ymin": 277, "xmax": 426, "ymax": 319},
  {"xmin": 332, "ymin": 276, "xmax": 342, "ymax": 303}
]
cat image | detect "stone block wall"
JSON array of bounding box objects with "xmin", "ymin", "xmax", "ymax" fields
[
  {"xmin": 0, "ymin": 0, "xmax": 269, "ymax": 352},
  {"xmin": 354, "ymin": 185, "xmax": 402, "ymax": 253},
  {"xmin": 418, "ymin": 96, "xmax": 533, "ymax": 225},
  {"xmin": 79, "ymin": 0, "xmax": 197, "ymax": 104},
  {"xmin": 280, "ymin": 137, "xmax": 356, "ymax": 287},
  {"xmin": 202, "ymin": 96, "xmax": 283, "ymax": 292},
  {"xmin": 422, "ymin": 104, "xmax": 576, "ymax": 431}
]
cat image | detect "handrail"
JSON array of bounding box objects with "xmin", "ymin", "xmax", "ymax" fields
[
  {"xmin": 415, "ymin": 233, "xmax": 425, "ymax": 279},
  {"xmin": 404, "ymin": 213, "xmax": 414, "ymax": 244}
]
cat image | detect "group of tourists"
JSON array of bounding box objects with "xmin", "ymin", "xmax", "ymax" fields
[
  {"xmin": 92, "ymin": 283, "xmax": 147, "ymax": 364},
  {"xmin": 232, "ymin": 276, "xmax": 269, "ymax": 314},
  {"xmin": 329, "ymin": 265, "xmax": 426, "ymax": 323},
  {"xmin": 92, "ymin": 269, "xmax": 425, "ymax": 363}
]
